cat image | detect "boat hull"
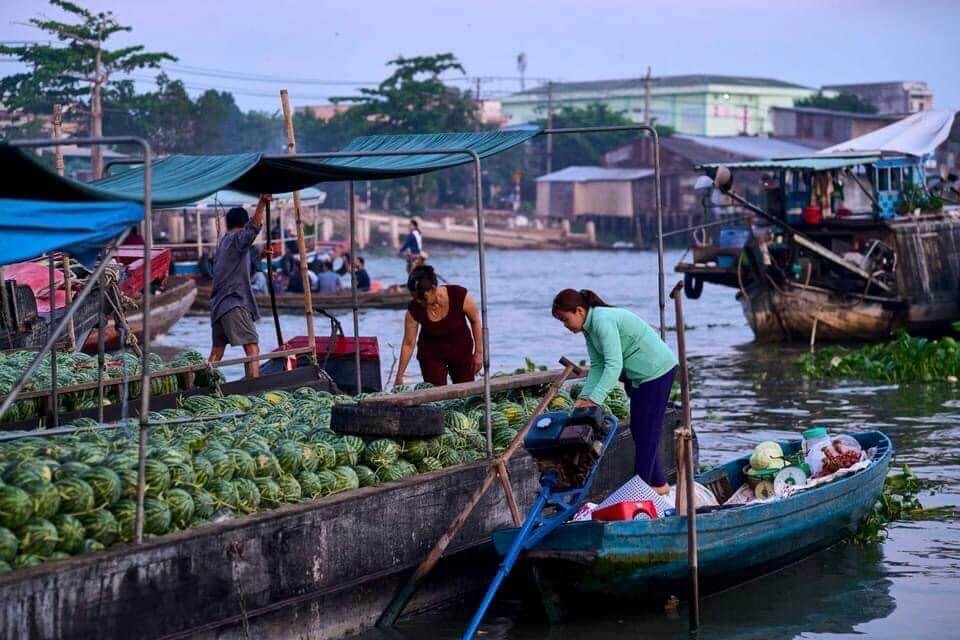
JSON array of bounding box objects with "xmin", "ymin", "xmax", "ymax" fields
[
  {"xmin": 191, "ymin": 284, "xmax": 411, "ymax": 313},
  {"xmin": 493, "ymin": 432, "xmax": 891, "ymax": 619},
  {"xmin": 82, "ymin": 276, "xmax": 197, "ymax": 352}
]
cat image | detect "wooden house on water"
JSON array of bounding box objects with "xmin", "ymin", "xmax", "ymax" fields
[{"xmin": 676, "ymin": 110, "xmax": 960, "ymax": 342}]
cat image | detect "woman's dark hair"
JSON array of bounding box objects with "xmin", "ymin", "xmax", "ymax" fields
[
  {"xmin": 409, "ymin": 218, "xmax": 419, "ymax": 229},
  {"xmin": 407, "ymin": 264, "xmax": 438, "ymax": 300},
  {"xmin": 551, "ymin": 289, "xmax": 611, "ymax": 319}
]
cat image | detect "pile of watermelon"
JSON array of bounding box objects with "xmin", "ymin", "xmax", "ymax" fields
[
  {"xmin": 0, "ymin": 350, "xmax": 223, "ymax": 425},
  {"xmin": 0, "ymin": 379, "xmax": 630, "ymax": 575}
]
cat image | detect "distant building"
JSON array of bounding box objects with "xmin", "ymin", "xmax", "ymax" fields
[
  {"xmin": 501, "ymin": 74, "xmax": 818, "ymax": 136},
  {"xmin": 769, "ymin": 106, "xmax": 902, "ymax": 148},
  {"xmin": 821, "ymin": 81, "xmax": 934, "ymax": 115}
]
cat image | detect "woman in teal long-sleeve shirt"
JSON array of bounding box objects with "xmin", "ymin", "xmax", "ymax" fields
[{"xmin": 552, "ymin": 289, "xmax": 677, "ymax": 494}]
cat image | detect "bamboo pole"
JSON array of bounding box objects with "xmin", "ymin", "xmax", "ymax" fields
[
  {"xmin": 52, "ymin": 104, "xmax": 65, "ymax": 177},
  {"xmin": 280, "ymin": 90, "xmax": 317, "ymax": 364}
]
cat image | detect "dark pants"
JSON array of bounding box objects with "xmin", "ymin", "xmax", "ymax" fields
[
  {"xmin": 417, "ymin": 340, "xmax": 475, "ymax": 386},
  {"xmin": 627, "ymin": 367, "xmax": 676, "ymax": 487}
]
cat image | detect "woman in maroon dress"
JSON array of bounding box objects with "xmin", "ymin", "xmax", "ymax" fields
[{"xmin": 395, "ymin": 265, "xmax": 483, "ymax": 387}]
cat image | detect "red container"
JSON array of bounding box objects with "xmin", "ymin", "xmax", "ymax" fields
[
  {"xmin": 802, "ymin": 206, "xmax": 823, "ymax": 225},
  {"xmin": 282, "ymin": 335, "xmax": 380, "ymax": 360},
  {"xmin": 591, "ymin": 500, "xmax": 658, "ymax": 522}
]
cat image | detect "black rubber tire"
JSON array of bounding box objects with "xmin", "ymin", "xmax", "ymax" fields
[
  {"xmin": 331, "ymin": 403, "xmax": 446, "ymax": 438},
  {"xmin": 684, "ymin": 272, "xmax": 704, "ymax": 300}
]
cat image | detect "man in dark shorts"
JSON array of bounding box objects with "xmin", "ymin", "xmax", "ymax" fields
[{"xmin": 208, "ymin": 195, "xmax": 270, "ymax": 377}]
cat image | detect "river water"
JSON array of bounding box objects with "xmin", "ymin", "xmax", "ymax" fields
[{"xmin": 156, "ymin": 249, "xmax": 960, "ymax": 639}]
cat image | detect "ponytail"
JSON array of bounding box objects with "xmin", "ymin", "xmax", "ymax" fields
[{"xmin": 551, "ymin": 288, "xmax": 612, "ymax": 319}]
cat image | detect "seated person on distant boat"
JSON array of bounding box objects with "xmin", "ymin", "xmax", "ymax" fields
[
  {"xmin": 355, "ymin": 256, "xmax": 371, "ymax": 292},
  {"xmin": 208, "ymin": 196, "xmax": 269, "ymax": 378},
  {"xmin": 314, "ymin": 260, "xmax": 342, "ymax": 294},
  {"xmin": 249, "ymin": 246, "xmax": 269, "ymax": 295},
  {"xmin": 287, "ymin": 257, "xmax": 318, "ymax": 293},
  {"xmin": 551, "ymin": 289, "xmax": 678, "ymax": 495},
  {"xmin": 395, "ymin": 265, "xmax": 483, "ymax": 387}
]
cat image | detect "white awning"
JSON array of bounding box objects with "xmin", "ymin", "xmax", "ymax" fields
[{"xmin": 818, "ymin": 110, "xmax": 958, "ymax": 157}]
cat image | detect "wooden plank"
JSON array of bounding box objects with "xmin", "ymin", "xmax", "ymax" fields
[
  {"xmin": 364, "ymin": 367, "xmax": 586, "ymax": 406},
  {"xmin": 792, "ymin": 234, "xmax": 894, "ymax": 294}
]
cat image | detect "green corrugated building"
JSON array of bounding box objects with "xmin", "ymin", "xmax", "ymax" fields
[{"xmin": 500, "ymin": 74, "xmax": 817, "ymax": 136}]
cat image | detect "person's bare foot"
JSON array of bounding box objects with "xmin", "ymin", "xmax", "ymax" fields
[{"xmin": 654, "ymin": 485, "xmax": 671, "ymax": 495}]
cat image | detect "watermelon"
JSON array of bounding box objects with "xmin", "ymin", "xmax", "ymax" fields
[
  {"xmin": 81, "ymin": 538, "xmax": 105, "ymax": 553},
  {"xmin": 175, "ymin": 429, "xmax": 208, "ymax": 455},
  {"xmin": 51, "ymin": 514, "xmax": 84, "ymax": 554},
  {"xmin": 461, "ymin": 449, "xmax": 484, "ymax": 463},
  {"xmin": 254, "ymin": 478, "xmax": 283, "ymax": 507},
  {"xmin": 204, "ymin": 450, "xmax": 236, "ymax": 482},
  {"xmin": 17, "ymin": 517, "xmax": 59, "ymax": 556},
  {"xmin": 167, "ymin": 462, "xmax": 196, "ymax": 489},
  {"xmin": 0, "ymin": 526, "xmax": 18, "ymax": 562},
  {"xmin": 54, "ymin": 461, "xmax": 91, "ymax": 481},
  {"xmin": 331, "ymin": 466, "xmax": 359, "ymax": 493},
  {"xmin": 331, "ymin": 439, "xmax": 357, "ymax": 467},
  {"xmin": 250, "ymin": 451, "xmax": 280, "ymax": 478},
  {"xmin": 548, "ymin": 391, "xmax": 573, "ymax": 411},
  {"xmin": 3, "ymin": 461, "xmax": 50, "ymax": 486},
  {"xmin": 395, "ymin": 460, "xmax": 417, "ymax": 477},
  {"xmin": 102, "ymin": 452, "xmax": 138, "ymax": 471},
  {"xmin": 78, "ymin": 509, "xmax": 118, "ymax": 546},
  {"xmin": 192, "ymin": 456, "xmax": 214, "ymax": 487},
  {"xmin": 164, "ymin": 489, "xmax": 195, "ymax": 528},
  {"xmin": 144, "ymin": 497, "xmax": 172, "ymax": 536},
  {"xmin": 363, "ymin": 439, "xmax": 400, "ymax": 468},
  {"xmin": 112, "ymin": 498, "xmax": 136, "ymax": 542},
  {"xmin": 233, "ymin": 478, "xmax": 261, "ymax": 514},
  {"xmin": 416, "ymin": 457, "xmax": 443, "ymax": 473},
  {"xmin": 0, "ymin": 559, "xmax": 10, "ymax": 573},
  {"xmin": 82, "ymin": 467, "xmax": 122, "ymax": 507},
  {"xmin": 54, "ymin": 478, "xmax": 94, "ymax": 514},
  {"xmin": 352, "ymin": 465, "xmax": 377, "ymax": 488},
  {"xmin": 143, "ymin": 460, "xmax": 171, "ymax": 497},
  {"xmin": 70, "ymin": 443, "xmax": 108, "ymax": 466},
  {"xmin": 311, "ymin": 442, "xmax": 337, "ymax": 470},
  {"xmin": 228, "ymin": 450, "xmax": 256, "ymax": 480},
  {"xmin": 498, "ymin": 402, "xmax": 525, "ymax": 426},
  {"xmin": 207, "ymin": 479, "xmax": 239, "ymax": 510},
  {"xmin": 189, "ymin": 489, "xmax": 215, "ymax": 521},
  {"xmin": 402, "ymin": 440, "xmax": 430, "ymax": 463},
  {"xmin": 277, "ymin": 475, "xmax": 302, "ymax": 503},
  {"xmin": 438, "ymin": 449, "xmax": 463, "ymax": 468},
  {"xmin": 275, "ymin": 441, "xmax": 304, "ymax": 475},
  {"xmin": 117, "ymin": 468, "xmax": 139, "ymax": 500},
  {"xmin": 444, "ymin": 411, "xmax": 475, "ymax": 436},
  {"xmin": 13, "ymin": 553, "xmax": 44, "ymax": 568},
  {"xmin": 342, "ymin": 435, "xmax": 365, "ymax": 461},
  {"xmin": 23, "ymin": 480, "xmax": 60, "ymax": 520},
  {"xmin": 376, "ymin": 463, "xmax": 407, "ymax": 483},
  {"xmin": 154, "ymin": 448, "xmax": 190, "ymax": 467},
  {"xmin": 297, "ymin": 471, "xmax": 325, "ymax": 499},
  {"xmin": 493, "ymin": 428, "xmax": 517, "ymax": 450}
]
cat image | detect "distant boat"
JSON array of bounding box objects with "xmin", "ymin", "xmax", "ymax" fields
[{"xmin": 191, "ymin": 284, "xmax": 411, "ymax": 313}]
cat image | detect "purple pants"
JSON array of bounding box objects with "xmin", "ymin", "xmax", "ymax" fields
[{"xmin": 626, "ymin": 367, "xmax": 676, "ymax": 487}]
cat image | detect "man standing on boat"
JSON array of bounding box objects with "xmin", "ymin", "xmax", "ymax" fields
[
  {"xmin": 208, "ymin": 195, "xmax": 270, "ymax": 378},
  {"xmin": 399, "ymin": 219, "xmax": 427, "ymax": 274}
]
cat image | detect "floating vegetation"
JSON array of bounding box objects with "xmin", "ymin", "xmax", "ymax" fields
[
  {"xmin": 799, "ymin": 331, "xmax": 960, "ymax": 383},
  {"xmin": 853, "ymin": 464, "xmax": 953, "ymax": 546}
]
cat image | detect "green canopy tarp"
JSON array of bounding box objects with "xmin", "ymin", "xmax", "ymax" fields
[{"xmin": 0, "ymin": 128, "xmax": 541, "ymax": 207}]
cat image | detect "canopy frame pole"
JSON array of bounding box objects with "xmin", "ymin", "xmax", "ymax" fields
[
  {"xmin": 5, "ymin": 135, "xmax": 150, "ymax": 426},
  {"xmin": 348, "ymin": 181, "xmax": 362, "ymax": 394},
  {"xmin": 97, "ymin": 274, "xmax": 106, "ymax": 423},
  {"xmin": 47, "ymin": 255, "xmax": 59, "ymax": 428},
  {"xmin": 263, "ymin": 199, "xmax": 285, "ymax": 349},
  {"xmin": 276, "ymin": 148, "xmax": 490, "ymax": 449},
  {"xmin": 280, "ymin": 90, "xmax": 316, "ymax": 364},
  {"xmin": 541, "ymin": 125, "xmax": 666, "ymax": 338},
  {"xmin": 135, "ymin": 143, "xmax": 154, "ymax": 544}
]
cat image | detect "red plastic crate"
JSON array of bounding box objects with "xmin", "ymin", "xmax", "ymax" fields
[
  {"xmin": 591, "ymin": 500, "xmax": 658, "ymax": 522},
  {"xmin": 281, "ymin": 335, "xmax": 380, "ymax": 361}
]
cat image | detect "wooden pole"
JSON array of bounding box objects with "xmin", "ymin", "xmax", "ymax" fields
[
  {"xmin": 52, "ymin": 104, "xmax": 65, "ymax": 177},
  {"xmin": 377, "ymin": 357, "xmax": 584, "ymax": 628},
  {"xmin": 670, "ymin": 281, "xmax": 699, "ymax": 631},
  {"xmin": 280, "ymin": 90, "xmax": 317, "ymax": 364},
  {"xmin": 264, "ymin": 200, "xmax": 284, "ymax": 349},
  {"xmin": 51, "ymin": 106, "xmax": 76, "ymax": 351}
]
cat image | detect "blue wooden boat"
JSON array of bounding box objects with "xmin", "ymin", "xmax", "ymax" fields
[{"xmin": 492, "ymin": 431, "xmax": 892, "ymax": 621}]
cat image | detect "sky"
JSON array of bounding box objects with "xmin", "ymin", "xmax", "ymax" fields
[{"xmin": 2, "ymin": 0, "xmax": 959, "ymax": 114}]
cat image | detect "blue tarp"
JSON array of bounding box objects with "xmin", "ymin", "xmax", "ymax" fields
[{"xmin": 0, "ymin": 198, "xmax": 143, "ymax": 266}]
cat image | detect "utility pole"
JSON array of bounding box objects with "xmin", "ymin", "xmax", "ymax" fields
[
  {"xmin": 516, "ymin": 52, "xmax": 527, "ymax": 91},
  {"xmin": 475, "ymin": 77, "xmax": 482, "ymax": 132},
  {"xmin": 643, "ymin": 66, "xmax": 652, "ymax": 125},
  {"xmin": 546, "ymin": 81, "xmax": 554, "ymax": 174}
]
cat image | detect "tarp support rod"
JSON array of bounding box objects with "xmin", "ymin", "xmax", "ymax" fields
[
  {"xmin": 348, "ymin": 181, "xmax": 362, "ymax": 394},
  {"xmin": 541, "ymin": 125, "xmax": 666, "ymax": 339}
]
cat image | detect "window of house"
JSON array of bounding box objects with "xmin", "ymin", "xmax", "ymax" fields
[{"xmin": 877, "ymin": 167, "xmax": 890, "ymax": 191}]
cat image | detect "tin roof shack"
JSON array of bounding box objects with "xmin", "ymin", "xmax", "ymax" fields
[
  {"xmin": 770, "ymin": 106, "xmax": 902, "ymax": 148},
  {"xmin": 535, "ymin": 166, "xmax": 653, "ymax": 244}
]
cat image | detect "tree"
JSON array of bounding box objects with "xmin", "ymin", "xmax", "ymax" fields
[
  {"xmin": 0, "ymin": 0, "xmax": 176, "ymax": 177},
  {"xmin": 795, "ymin": 91, "xmax": 878, "ymax": 114}
]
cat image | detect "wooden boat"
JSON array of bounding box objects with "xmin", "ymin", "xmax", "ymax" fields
[
  {"xmin": 82, "ymin": 275, "xmax": 197, "ymax": 352},
  {"xmin": 492, "ymin": 431, "xmax": 891, "ymax": 622},
  {"xmin": 191, "ymin": 283, "xmax": 411, "ymax": 313}
]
